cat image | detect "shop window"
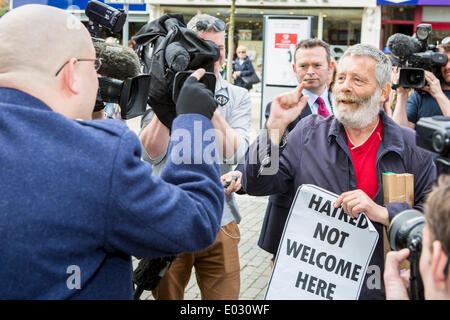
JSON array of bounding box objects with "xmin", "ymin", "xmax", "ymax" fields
[
  {"xmin": 381, "ymin": 5, "xmax": 415, "ymax": 21},
  {"xmin": 323, "ymin": 19, "xmax": 361, "ymax": 46}
]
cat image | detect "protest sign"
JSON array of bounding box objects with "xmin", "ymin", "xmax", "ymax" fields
[{"xmin": 265, "ymin": 184, "xmax": 379, "ymax": 300}]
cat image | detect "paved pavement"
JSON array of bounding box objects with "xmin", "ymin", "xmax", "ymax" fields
[
  {"xmin": 135, "ymin": 194, "xmax": 273, "ymax": 301},
  {"xmin": 127, "ymin": 91, "xmax": 275, "ymax": 300}
]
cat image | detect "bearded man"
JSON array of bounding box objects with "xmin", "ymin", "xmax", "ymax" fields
[{"xmin": 241, "ymin": 44, "xmax": 437, "ymax": 300}]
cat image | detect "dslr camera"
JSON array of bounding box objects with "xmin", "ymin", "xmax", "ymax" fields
[
  {"xmin": 85, "ymin": 0, "xmax": 150, "ymax": 119},
  {"xmin": 388, "ymin": 209, "xmax": 425, "ymax": 300},
  {"xmin": 387, "ymin": 24, "xmax": 448, "ymax": 89}
]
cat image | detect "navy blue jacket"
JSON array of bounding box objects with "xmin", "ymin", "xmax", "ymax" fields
[
  {"xmin": 233, "ymin": 57, "xmax": 256, "ymax": 89},
  {"xmin": 242, "ymin": 112, "xmax": 436, "ymax": 299},
  {"xmin": 0, "ymin": 88, "xmax": 224, "ymax": 299},
  {"xmin": 258, "ymin": 94, "xmax": 332, "ymax": 255}
]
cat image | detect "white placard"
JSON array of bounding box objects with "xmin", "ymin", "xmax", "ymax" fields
[{"xmin": 265, "ymin": 184, "xmax": 379, "ymax": 300}]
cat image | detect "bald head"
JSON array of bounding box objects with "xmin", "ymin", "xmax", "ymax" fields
[{"xmin": 0, "ymin": 5, "xmax": 94, "ymax": 81}]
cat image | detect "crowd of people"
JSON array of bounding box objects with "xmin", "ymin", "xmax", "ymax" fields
[{"xmin": 0, "ymin": 4, "xmax": 449, "ymax": 301}]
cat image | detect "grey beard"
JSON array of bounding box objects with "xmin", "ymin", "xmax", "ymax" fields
[{"xmin": 332, "ymin": 88, "xmax": 381, "ymax": 129}]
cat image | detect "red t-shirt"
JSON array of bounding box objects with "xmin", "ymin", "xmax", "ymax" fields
[{"xmin": 346, "ymin": 119, "xmax": 383, "ymax": 199}]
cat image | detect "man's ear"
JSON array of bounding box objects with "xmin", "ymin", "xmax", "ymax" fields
[
  {"xmin": 328, "ymin": 60, "xmax": 335, "ymax": 72},
  {"xmin": 61, "ymin": 58, "xmax": 79, "ymax": 94},
  {"xmin": 380, "ymin": 83, "xmax": 391, "ymax": 103},
  {"xmin": 431, "ymin": 240, "xmax": 449, "ymax": 291}
]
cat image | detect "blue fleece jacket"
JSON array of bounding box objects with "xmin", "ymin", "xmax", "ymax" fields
[{"xmin": 0, "ymin": 88, "xmax": 223, "ymax": 299}]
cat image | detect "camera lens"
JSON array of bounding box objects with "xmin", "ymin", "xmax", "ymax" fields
[
  {"xmin": 399, "ymin": 68, "xmax": 425, "ymax": 88},
  {"xmin": 388, "ymin": 209, "xmax": 425, "ymax": 252},
  {"xmin": 408, "ymin": 72, "xmax": 423, "ymax": 85}
]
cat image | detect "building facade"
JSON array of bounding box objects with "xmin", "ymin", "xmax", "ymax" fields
[{"xmin": 9, "ymin": 0, "xmax": 449, "ymax": 59}]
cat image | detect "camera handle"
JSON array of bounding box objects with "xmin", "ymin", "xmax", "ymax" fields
[{"xmin": 408, "ymin": 238, "xmax": 425, "ymax": 300}]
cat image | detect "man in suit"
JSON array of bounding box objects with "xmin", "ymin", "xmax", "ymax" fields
[
  {"xmin": 259, "ymin": 38, "xmax": 335, "ymax": 262},
  {"xmin": 226, "ymin": 39, "xmax": 335, "ymax": 265}
]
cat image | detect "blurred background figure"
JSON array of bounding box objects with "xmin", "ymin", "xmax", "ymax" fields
[
  {"xmin": 105, "ymin": 36, "xmax": 117, "ymax": 45},
  {"xmin": 232, "ymin": 45, "xmax": 256, "ymax": 91},
  {"xmin": 128, "ymin": 39, "xmax": 136, "ymax": 50}
]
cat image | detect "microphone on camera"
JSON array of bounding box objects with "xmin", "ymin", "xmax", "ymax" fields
[
  {"xmin": 387, "ymin": 33, "xmax": 422, "ymax": 59},
  {"xmin": 93, "ymin": 40, "xmax": 141, "ymax": 80}
]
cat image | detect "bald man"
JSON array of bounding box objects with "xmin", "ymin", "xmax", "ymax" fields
[{"xmin": 0, "ymin": 5, "xmax": 224, "ymax": 299}]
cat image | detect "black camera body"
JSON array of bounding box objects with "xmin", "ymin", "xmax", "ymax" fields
[
  {"xmin": 86, "ymin": 1, "xmax": 150, "ymax": 120},
  {"xmin": 85, "ymin": 0, "xmax": 127, "ymax": 37},
  {"xmin": 388, "ymin": 24, "xmax": 448, "ymax": 89},
  {"xmin": 388, "ymin": 209, "xmax": 426, "ymax": 300},
  {"xmin": 416, "ymin": 116, "xmax": 450, "ymax": 175}
]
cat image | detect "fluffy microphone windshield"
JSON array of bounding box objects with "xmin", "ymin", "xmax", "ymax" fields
[
  {"xmin": 94, "ymin": 41, "xmax": 141, "ymax": 80},
  {"xmin": 387, "ymin": 33, "xmax": 422, "ymax": 59}
]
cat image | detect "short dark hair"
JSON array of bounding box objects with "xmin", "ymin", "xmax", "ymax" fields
[
  {"xmin": 424, "ymin": 174, "xmax": 450, "ymax": 254},
  {"xmin": 294, "ymin": 38, "xmax": 331, "ymax": 65}
]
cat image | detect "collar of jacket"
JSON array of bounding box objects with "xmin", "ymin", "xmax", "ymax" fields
[
  {"xmin": 0, "ymin": 87, "xmax": 52, "ymax": 112},
  {"xmin": 215, "ymin": 73, "xmax": 230, "ymax": 92},
  {"xmin": 327, "ymin": 110, "xmax": 406, "ymax": 158}
]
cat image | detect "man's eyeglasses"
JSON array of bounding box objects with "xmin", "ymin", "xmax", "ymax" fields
[
  {"xmin": 55, "ymin": 58, "xmax": 102, "ymax": 77},
  {"xmin": 195, "ymin": 19, "xmax": 226, "ymax": 32},
  {"xmin": 237, "ymin": 51, "xmax": 246, "ymax": 54}
]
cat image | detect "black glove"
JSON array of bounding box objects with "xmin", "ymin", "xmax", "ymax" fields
[{"xmin": 175, "ymin": 76, "xmax": 217, "ymax": 119}]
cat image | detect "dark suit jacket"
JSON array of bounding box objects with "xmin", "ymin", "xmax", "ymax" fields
[
  {"xmin": 233, "ymin": 57, "xmax": 255, "ymax": 90},
  {"xmin": 257, "ymin": 92, "xmax": 332, "ymax": 256}
]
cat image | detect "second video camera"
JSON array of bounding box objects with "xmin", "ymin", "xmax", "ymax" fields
[
  {"xmin": 86, "ymin": 0, "xmax": 150, "ymax": 119},
  {"xmin": 387, "ymin": 24, "xmax": 448, "ymax": 89}
]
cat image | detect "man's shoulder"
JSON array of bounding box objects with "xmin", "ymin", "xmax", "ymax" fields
[
  {"xmin": 221, "ymin": 78, "xmax": 248, "ymax": 95},
  {"xmin": 76, "ymin": 119, "xmax": 134, "ymax": 146},
  {"xmin": 77, "ymin": 118, "xmax": 129, "ymax": 136},
  {"xmin": 289, "ymin": 114, "xmax": 332, "ymax": 138},
  {"xmin": 219, "ymin": 79, "xmax": 251, "ymax": 104}
]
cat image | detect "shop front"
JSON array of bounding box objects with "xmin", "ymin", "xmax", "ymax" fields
[
  {"xmin": 10, "ymin": 0, "xmax": 151, "ymax": 45},
  {"xmin": 150, "ymin": 0, "xmax": 379, "ymax": 68}
]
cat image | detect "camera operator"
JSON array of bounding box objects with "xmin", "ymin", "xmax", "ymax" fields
[
  {"xmin": 139, "ymin": 13, "xmax": 252, "ymax": 300},
  {"xmin": 384, "ymin": 175, "xmax": 450, "ymax": 300},
  {"xmin": 393, "ymin": 43, "xmax": 450, "ymax": 129},
  {"xmin": 0, "ymin": 5, "xmax": 224, "ymax": 299}
]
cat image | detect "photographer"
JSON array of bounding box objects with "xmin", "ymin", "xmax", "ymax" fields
[
  {"xmin": 384, "ymin": 175, "xmax": 450, "ymax": 300},
  {"xmin": 393, "ymin": 43, "xmax": 450, "ymax": 129},
  {"xmin": 0, "ymin": 5, "xmax": 224, "ymax": 299}
]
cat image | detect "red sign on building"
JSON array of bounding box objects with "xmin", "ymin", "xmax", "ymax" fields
[{"xmin": 275, "ymin": 33, "xmax": 298, "ymax": 49}]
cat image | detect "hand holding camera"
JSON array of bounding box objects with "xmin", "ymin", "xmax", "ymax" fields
[
  {"xmin": 175, "ymin": 68, "xmax": 218, "ymax": 120},
  {"xmin": 384, "ymin": 248, "xmax": 411, "ymax": 300},
  {"xmin": 422, "ymin": 70, "xmax": 445, "ymax": 97}
]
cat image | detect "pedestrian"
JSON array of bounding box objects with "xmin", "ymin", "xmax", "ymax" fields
[{"xmin": 232, "ymin": 45, "xmax": 257, "ymax": 90}]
